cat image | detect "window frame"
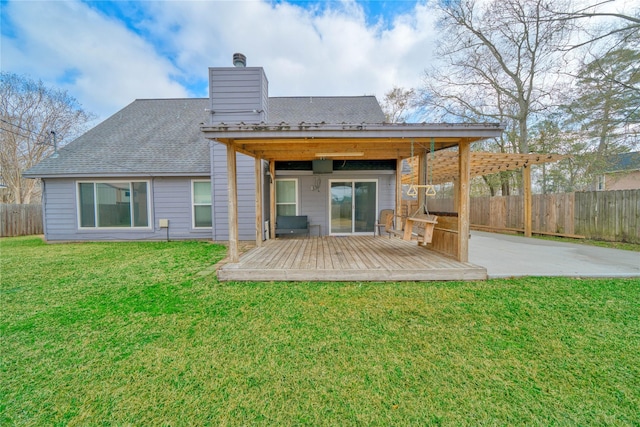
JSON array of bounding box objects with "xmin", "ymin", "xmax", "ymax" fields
[
  {"xmin": 275, "ymin": 178, "xmax": 299, "ymax": 216},
  {"xmin": 191, "ymin": 179, "xmax": 213, "ymax": 229},
  {"xmin": 328, "ymin": 178, "xmax": 378, "ymax": 235},
  {"xmin": 76, "ymin": 180, "xmax": 151, "ymax": 229}
]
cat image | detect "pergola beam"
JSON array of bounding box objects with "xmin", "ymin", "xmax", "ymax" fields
[{"xmin": 403, "ymin": 151, "xmax": 567, "ymax": 185}]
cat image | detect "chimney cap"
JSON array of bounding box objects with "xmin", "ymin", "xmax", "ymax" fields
[{"xmin": 233, "ymin": 53, "xmax": 246, "ymax": 67}]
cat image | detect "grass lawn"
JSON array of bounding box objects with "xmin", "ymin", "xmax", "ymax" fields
[
  {"xmin": 1, "ymin": 237, "xmax": 639, "ymax": 425},
  {"xmin": 533, "ymin": 235, "xmax": 640, "ymax": 252}
]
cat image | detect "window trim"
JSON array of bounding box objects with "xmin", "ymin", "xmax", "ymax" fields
[
  {"xmin": 76, "ymin": 180, "xmax": 152, "ymax": 230},
  {"xmin": 275, "ymin": 178, "xmax": 299, "ymax": 216},
  {"xmin": 191, "ymin": 179, "xmax": 213, "ymax": 229}
]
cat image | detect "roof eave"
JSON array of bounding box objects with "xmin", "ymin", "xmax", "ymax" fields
[
  {"xmin": 23, "ymin": 171, "xmax": 211, "ymax": 179},
  {"xmin": 200, "ymin": 122, "xmax": 505, "ymax": 141}
]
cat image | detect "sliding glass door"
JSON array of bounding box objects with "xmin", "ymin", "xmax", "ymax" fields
[{"xmin": 330, "ymin": 180, "xmax": 377, "ymax": 234}]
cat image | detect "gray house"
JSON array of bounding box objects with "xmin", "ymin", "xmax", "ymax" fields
[
  {"xmin": 25, "ymin": 57, "xmax": 503, "ymax": 272},
  {"xmin": 23, "ymin": 64, "xmax": 392, "ymax": 242}
]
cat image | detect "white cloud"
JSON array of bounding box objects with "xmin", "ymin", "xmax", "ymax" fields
[
  {"xmin": 142, "ymin": 0, "xmax": 438, "ymax": 98},
  {"xmin": 2, "ymin": 0, "xmax": 439, "ymax": 121},
  {"xmin": 2, "ymin": 0, "xmax": 188, "ymax": 120}
]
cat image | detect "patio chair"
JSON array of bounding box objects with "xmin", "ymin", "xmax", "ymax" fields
[{"xmin": 374, "ymin": 209, "xmax": 394, "ymax": 237}]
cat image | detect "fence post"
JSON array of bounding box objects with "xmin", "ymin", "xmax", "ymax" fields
[
  {"xmin": 523, "ymin": 165, "xmax": 532, "ymax": 237},
  {"xmin": 0, "ymin": 204, "xmax": 44, "ymax": 237}
]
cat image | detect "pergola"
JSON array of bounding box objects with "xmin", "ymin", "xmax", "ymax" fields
[
  {"xmin": 403, "ymin": 151, "xmax": 567, "ymax": 237},
  {"xmin": 201, "ymin": 122, "xmax": 505, "ymax": 263}
]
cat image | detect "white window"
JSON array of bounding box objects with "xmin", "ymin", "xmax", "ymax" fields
[
  {"xmin": 78, "ymin": 181, "xmax": 150, "ymax": 228},
  {"xmin": 192, "ymin": 180, "xmax": 212, "ymax": 228},
  {"xmin": 275, "ymin": 179, "xmax": 298, "ymax": 216}
]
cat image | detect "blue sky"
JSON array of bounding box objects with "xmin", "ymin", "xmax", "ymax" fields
[{"xmin": 1, "ymin": 0, "xmax": 437, "ymax": 122}]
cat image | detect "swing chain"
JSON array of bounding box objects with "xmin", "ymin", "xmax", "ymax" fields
[{"xmin": 407, "ymin": 140, "xmax": 418, "ymax": 197}]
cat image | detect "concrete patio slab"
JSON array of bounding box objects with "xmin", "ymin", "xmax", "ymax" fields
[{"xmin": 469, "ymin": 231, "xmax": 640, "ymax": 279}]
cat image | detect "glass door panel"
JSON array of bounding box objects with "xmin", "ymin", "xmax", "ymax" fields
[
  {"xmin": 330, "ymin": 182, "xmax": 352, "ymax": 234},
  {"xmin": 330, "ymin": 180, "xmax": 377, "ymax": 234},
  {"xmin": 354, "ymin": 181, "xmax": 376, "ymax": 233}
]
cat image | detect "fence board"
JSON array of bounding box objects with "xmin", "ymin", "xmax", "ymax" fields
[
  {"xmin": 430, "ymin": 190, "xmax": 638, "ymax": 243},
  {"xmin": 0, "ymin": 204, "xmax": 44, "ymax": 237},
  {"xmin": 575, "ymin": 190, "xmax": 639, "ymax": 243}
]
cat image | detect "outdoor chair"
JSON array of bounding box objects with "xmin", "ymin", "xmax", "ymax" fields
[{"xmin": 375, "ymin": 209, "xmax": 394, "ymax": 237}]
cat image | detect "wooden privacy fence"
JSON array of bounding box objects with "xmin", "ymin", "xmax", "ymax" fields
[
  {"xmin": 419, "ymin": 189, "xmax": 639, "ymax": 244},
  {"xmin": 0, "ymin": 204, "xmax": 43, "ymax": 237},
  {"xmin": 575, "ymin": 190, "xmax": 640, "ymax": 244}
]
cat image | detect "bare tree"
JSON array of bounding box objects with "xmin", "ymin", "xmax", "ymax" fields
[
  {"xmin": 380, "ymin": 86, "xmax": 417, "ymax": 123},
  {"xmin": 0, "ymin": 73, "xmax": 93, "ymax": 204},
  {"xmin": 420, "ymin": 0, "xmax": 574, "ymax": 156},
  {"xmin": 544, "ymin": 0, "xmax": 639, "ymax": 52},
  {"xmin": 418, "ymin": 0, "xmax": 576, "ymax": 195}
]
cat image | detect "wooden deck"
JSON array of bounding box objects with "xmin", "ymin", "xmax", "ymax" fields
[{"xmin": 217, "ymin": 236, "xmax": 487, "ymax": 282}]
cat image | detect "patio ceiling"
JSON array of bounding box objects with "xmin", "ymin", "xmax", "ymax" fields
[
  {"xmin": 403, "ymin": 151, "xmax": 568, "ymax": 184},
  {"xmin": 201, "ymin": 122, "xmax": 505, "ymax": 161}
]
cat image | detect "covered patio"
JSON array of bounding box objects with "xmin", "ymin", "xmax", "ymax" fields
[{"xmin": 202, "ymin": 121, "xmax": 504, "ymax": 282}]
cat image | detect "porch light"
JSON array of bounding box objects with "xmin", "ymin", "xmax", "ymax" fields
[{"xmin": 315, "ymin": 152, "xmax": 364, "ymax": 157}]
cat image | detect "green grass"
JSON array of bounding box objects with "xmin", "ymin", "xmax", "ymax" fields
[
  {"xmin": 534, "ymin": 235, "xmax": 640, "ymax": 252},
  {"xmin": 1, "ymin": 236, "xmax": 639, "ymax": 425}
]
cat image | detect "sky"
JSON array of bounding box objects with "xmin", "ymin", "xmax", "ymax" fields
[{"xmin": 1, "ymin": 0, "xmax": 439, "ymax": 123}]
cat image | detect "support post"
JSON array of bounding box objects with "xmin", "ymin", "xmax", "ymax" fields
[
  {"xmin": 457, "ymin": 141, "xmax": 471, "ymax": 262},
  {"xmin": 453, "ymin": 178, "xmax": 459, "ymax": 212},
  {"xmin": 523, "ymin": 165, "xmax": 532, "ymax": 238},
  {"xmin": 418, "ymin": 149, "xmax": 427, "ymax": 213},
  {"xmin": 255, "ymin": 157, "xmax": 263, "ymax": 247},
  {"xmin": 396, "ymin": 159, "xmax": 403, "ymax": 220},
  {"xmin": 227, "ymin": 144, "xmax": 239, "ymax": 263},
  {"xmin": 269, "ymin": 160, "xmax": 276, "ymax": 240}
]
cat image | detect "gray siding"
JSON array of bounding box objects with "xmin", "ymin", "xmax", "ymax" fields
[
  {"xmin": 209, "ymin": 67, "xmax": 268, "ymax": 124},
  {"xmin": 152, "ymin": 177, "xmax": 212, "ymax": 240},
  {"xmin": 275, "ymin": 171, "xmax": 396, "ymax": 236},
  {"xmin": 41, "ymin": 179, "xmax": 77, "ymax": 239},
  {"xmin": 41, "ymin": 169, "xmax": 396, "ymax": 242},
  {"xmin": 42, "ymin": 177, "xmax": 211, "ymax": 241},
  {"xmin": 211, "ymin": 143, "xmax": 258, "ymax": 241}
]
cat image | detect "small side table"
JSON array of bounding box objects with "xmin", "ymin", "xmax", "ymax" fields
[{"xmin": 309, "ymin": 224, "xmax": 321, "ymax": 237}]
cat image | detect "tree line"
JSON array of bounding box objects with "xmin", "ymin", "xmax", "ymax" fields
[{"xmin": 382, "ymin": 0, "xmax": 639, "ymax": 196}]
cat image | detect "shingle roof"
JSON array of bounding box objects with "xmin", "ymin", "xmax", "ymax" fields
[
  {"xmin": 24, "ymin": 96, "xmax": 385, "ymax": 177},
  {"xmin": 604, "ymin": 152, "xmax": 640, "ymax": 172},
  {"xmin": 268, "ymin": 96, "xmax": 385, "ymax": 123},
  {"xmin": 24, "ymin": 99, "xmax": 211, "ymax": 177}
]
